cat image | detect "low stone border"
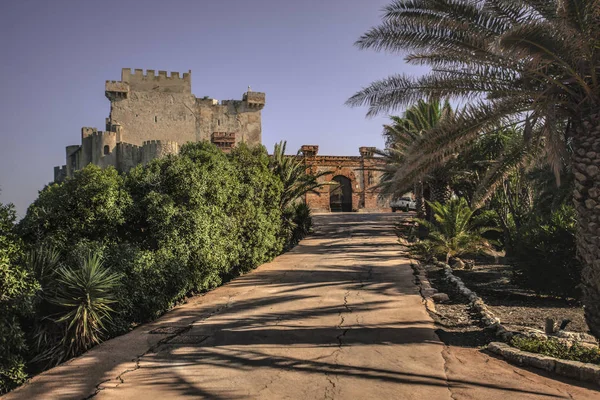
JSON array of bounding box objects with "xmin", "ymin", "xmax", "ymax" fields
[
  {"xmin": 410, "ymin": 260, "xmax": 438, "ymax": 315},
  {"xmin": 433, "ymin": 260, "xmax": 600, "ymax": 346},
  {"xmin": 410, "ymin": 257, "xmax": 600, "ymax": 386},
  {"xmin": 428, "ymin": 260, "xmax": 517, "ymax": 341},
  {"xmin": 488, "ymin": 342, "xmax": 600, "ymax": 387}
]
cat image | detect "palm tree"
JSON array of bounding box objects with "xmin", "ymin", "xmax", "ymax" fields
[
  {"xmin": 413, "ymin": 197, "xmax": 499, "ymax": 263},
  {"xmin": 347, "ymin": 0, "xmax": 600, "ymax": 337},
  {"xmin": 378, "ymin": 99, "xmax": 454, "ymax": 220},
  {"xmin": 270, "ymin": 141, "xmax": 330, "ymax": 211}
]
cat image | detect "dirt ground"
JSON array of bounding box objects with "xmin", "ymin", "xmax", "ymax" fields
[
  {"xmin": 421, "ymin": 262, "xmax": 591, "ymax": 349},
  {"xmin": 423, "ymin": 265, "xmax": 497, "ymax": 347},
  {"xmin": 453, "ymin": 263, "xmax": 589, "ymax": 334}
]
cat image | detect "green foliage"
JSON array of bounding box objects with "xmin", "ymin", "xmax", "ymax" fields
[
  {"xmin": 270, "ymin": 141, "xmax": 329, "ymax": 211},
  {"xmin": 511, "ymin": 336, "xmax": 600, "ymax": 365},
  {"xmin": 510, "ymin": 205, "xmax": 581, "ymax": 298},
  {"xmin": 8, "ymin": 141, "xmax": 315, "ymax": 390},
  {"xmin": 228, "ymin": 144, "xmax": 284, "ymax": 272},
  {"xmin": 125, "ymin": 142, "xmax": 241, "ymax": 292},
  {"xmin": 18, "ymin": 165, "xmax": 131, "ymax": 250},
  {"xmin": 379, "ymin": 99, "xmax": 454, "ymax": 201},
  {"xmin": 281, "ymin": 203, "xmax": 313, "ymax": 249},
  {"xmin": 104, "ymin": 244, "xmax": 187, "ymax": 325},
  {"xmin": 346, "ymin": 0, "xmax": 595, "ymax": 183},
  {"xmin": 0, "ymin": 203, "xmax": 37, "ymax": 394},
  {"xmin": 346, "ymin": 0, "xmax": 600, "ymax": 334},
  {"xmin": 46, "ymin": 252, "xmax": 121, "ymax": 364},
  {"xmin": 413, "ymin": 198, "xmax": 498, "ymax": 263}
]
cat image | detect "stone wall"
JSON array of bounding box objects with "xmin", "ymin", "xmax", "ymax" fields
[
  {"xmin": 55, "ymin": 68, "xmax": 265, "ymax": 180},
  {"xmin": 108, "ymin": 69, "xmax": 198, "ymax": 146}
]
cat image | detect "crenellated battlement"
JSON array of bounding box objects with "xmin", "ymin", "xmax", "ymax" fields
[
  {"xmin": 359, "ymin": 147, "xmax": 377, "ymax": 158},
  {"xmin": 114, "ymin": 68, "xmax": 192, "ymax": 93},
  {"xmin": 105, "ymin": 80, "xmax": 129, "ymax": 100},
  {"xmin": 122, "ymin": 68, "xmax": 191, "ymax": 80},
  {"xmin": 88, "ymin": 130, "xmax": 117, "ymax": 139},
  {"xmin": 141, "ymin": 140, "xmax": 180, "ymax": 164},
  {"xmin": 118, "ymin": 142, "xmax": 140, "ymax": 151},
  {"xmin": 243, "ymin": 91, "xmax": 266, "ymax": 109},
  {"xmin": 81, "ymin": 127, "xmax": 98, "ymax": 138}
]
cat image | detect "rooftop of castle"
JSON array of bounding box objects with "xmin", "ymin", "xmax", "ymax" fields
[{"xmin": 121, "ymin": 68, "xmax": 191, "ymax": 81}]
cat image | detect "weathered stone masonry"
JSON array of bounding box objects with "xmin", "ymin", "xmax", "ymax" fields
[
  {"xmin": 54, "ymin": 68, "xmax": 265, "ymax": 181},
  {"xmin": 53, "ymin": 68, "xmax": 390, "ymax": 212}
]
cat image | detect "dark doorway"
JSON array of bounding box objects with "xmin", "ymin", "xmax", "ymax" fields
[{"xmin": 330, "ymin": 176, "xmax": 353, "ymax": 212}]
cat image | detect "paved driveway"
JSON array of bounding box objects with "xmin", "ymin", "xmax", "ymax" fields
[{"xmin": 4, "ymin": 213, "xmax": 598, "ymax": 399}]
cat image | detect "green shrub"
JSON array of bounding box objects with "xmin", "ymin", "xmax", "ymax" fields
[
  {"xmin": 511, "ymin": 336, "xmax": 600, "ymax": 365},
  {"xmin": 105, "ymin": 244, "xmax": 190, "ymax": 325},
  {"xmin": 414, "ymin": 198, "xmax": 499, "ymax": 263},
  {"xmin": 280, "ymin": 202, "xmax": 313, "ymax": 249},
  {"xmin": 291, "ymin": 202, "xmax": 313, "ymax": 243},
  {"xmin": 0, "ymin": 203, "xmax": 37, "ymax": 394},
  {"xmin": 510, "ymin": 205, "xmax": 581, "ymax": 298},
  {"xmin": 9, "ymin": 141, "xmax": 317, "ymax": 391},
  {"xmin": 228, "ymin": 144, "xmax": 283, "ymax": 273},
  {"xmin": 18, "ymin": 165, "xmax": 131, "ymax": 251},
  {"xmin": 49, "ymin": 252, "xmax": 121, "ymax": 363},
  {"xmin": 125, "ymin": 142, "xmax": 241, "ymax": 292}
]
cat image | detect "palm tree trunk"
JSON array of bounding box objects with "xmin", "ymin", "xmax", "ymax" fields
[
  {"xmin": 414, "ymin": 181, "xmax": 425, "ymax": 219},
  {"xmin": 429, "ymin": 178, "xmax": 452, "ymax": 205},
  {"xmin": 572, "ymin": 113, "xmax": 600, "ymax": 338}
]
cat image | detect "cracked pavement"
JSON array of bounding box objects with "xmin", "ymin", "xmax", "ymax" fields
[{"xmin": 3, "ymin": 213, "xmax": 598, "ymax": 399}]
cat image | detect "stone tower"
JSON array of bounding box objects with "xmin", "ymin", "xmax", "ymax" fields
[{"xmin": 54, "ymin": 68, "xmax": 266, "ymax": 181}]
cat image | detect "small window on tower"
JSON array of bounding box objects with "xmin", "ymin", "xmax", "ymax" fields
[
  {"xmin": 218, "ymin": 119, "xmax": 221, "ymax": 126},
  {"xmin": 103, "ymin": 145, "xmax": 109, "ymax": 155},
  {"xmin": 154, "ymin": 116, "xmax": 158, "ymax": 123}
]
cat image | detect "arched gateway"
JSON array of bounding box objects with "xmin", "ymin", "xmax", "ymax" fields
[{"xmin": 330, "ymin": 175, "xmax": 353, "ymax": 212}]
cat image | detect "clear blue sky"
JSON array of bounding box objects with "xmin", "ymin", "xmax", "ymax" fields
[{"xmin": 0, "ymin": 0, "xmax": 425, "ymax": 216}]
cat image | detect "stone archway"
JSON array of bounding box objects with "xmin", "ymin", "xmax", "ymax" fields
[{"xmin": 330, "ymin": 175, "xmax": 353, "ymax": 212}]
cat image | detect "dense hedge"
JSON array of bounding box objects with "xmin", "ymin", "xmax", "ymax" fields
[
  {"xmin": 1, "ymin": 142, "xmax": 312, "ymax": 393},
  {"xmin": 0, "ymin": 204, "xmax": 37, "ymax": 393}
]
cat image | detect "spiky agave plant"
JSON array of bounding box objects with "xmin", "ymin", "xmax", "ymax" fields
[
  {"xmin": 347, "ymin": 0, "xmax": 600, "ymax": 338},
  {"xmin": 49, "ymin": 252, "xmax": 121, "ymax": 363},
  {"xmin": 413, "ymin": 198, "xmax": 499, "ymax": 263}
]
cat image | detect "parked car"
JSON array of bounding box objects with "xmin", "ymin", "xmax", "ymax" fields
[{"xmin": 390, "ymin": 197, "xmax": 416, "ymax": 212}]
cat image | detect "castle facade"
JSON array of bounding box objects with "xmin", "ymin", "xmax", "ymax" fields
[
  {"xmin": 54, "ymin": 68, "xmax": 391, "ymax": 212},
  {"xmin": 54, "ymin": 68, "xmax": 265, "ymax": 181}
]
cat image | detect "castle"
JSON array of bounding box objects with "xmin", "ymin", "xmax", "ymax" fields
[
  {"xmin": 54, "ymin": 67, "xmax": 391, "ymax": 212},
  {"xmin": 54, "ymin": 68, "xmax": 265, "ymax": 181}
]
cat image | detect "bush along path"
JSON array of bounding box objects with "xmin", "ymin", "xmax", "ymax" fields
[
  {"xmin": 412, "ymin": 258, "xmax": 600, "ymax": 387},
  {"xmin": 0, "ymin": 142, "xmax": 320, "ymax": 394}
]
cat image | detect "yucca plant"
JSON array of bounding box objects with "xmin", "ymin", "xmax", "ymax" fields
[
  {"xmin": 34, "ymin": 252, "xmax": 121, "ymax": 365},
  {"xmin": 347, "ymin": 0, "xmax": 600, "ymax": 337},
  {"xmin": 413, "ymin": 198, "xmax": 499, "ymax": 263}
]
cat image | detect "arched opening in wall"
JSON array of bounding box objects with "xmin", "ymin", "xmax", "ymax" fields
[
  {"xmin": 330, "ymin": 175, "xmax": 352, "ymax": 212},
  {"xmin": 103, "ymin": 145, "xmax": 109, "ymax": 155}
]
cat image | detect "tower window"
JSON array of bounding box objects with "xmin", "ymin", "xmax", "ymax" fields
[
  {"xmin": 154, "ymin": 116, "xmax": 158, "ymax": 123},
  {"xmin": 218, "ymin": 119, "xmax": 221, "ymax": 126},
  {"xmin": 103, "ymin": 145, "xmax": 109, "ymax": 155}
]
